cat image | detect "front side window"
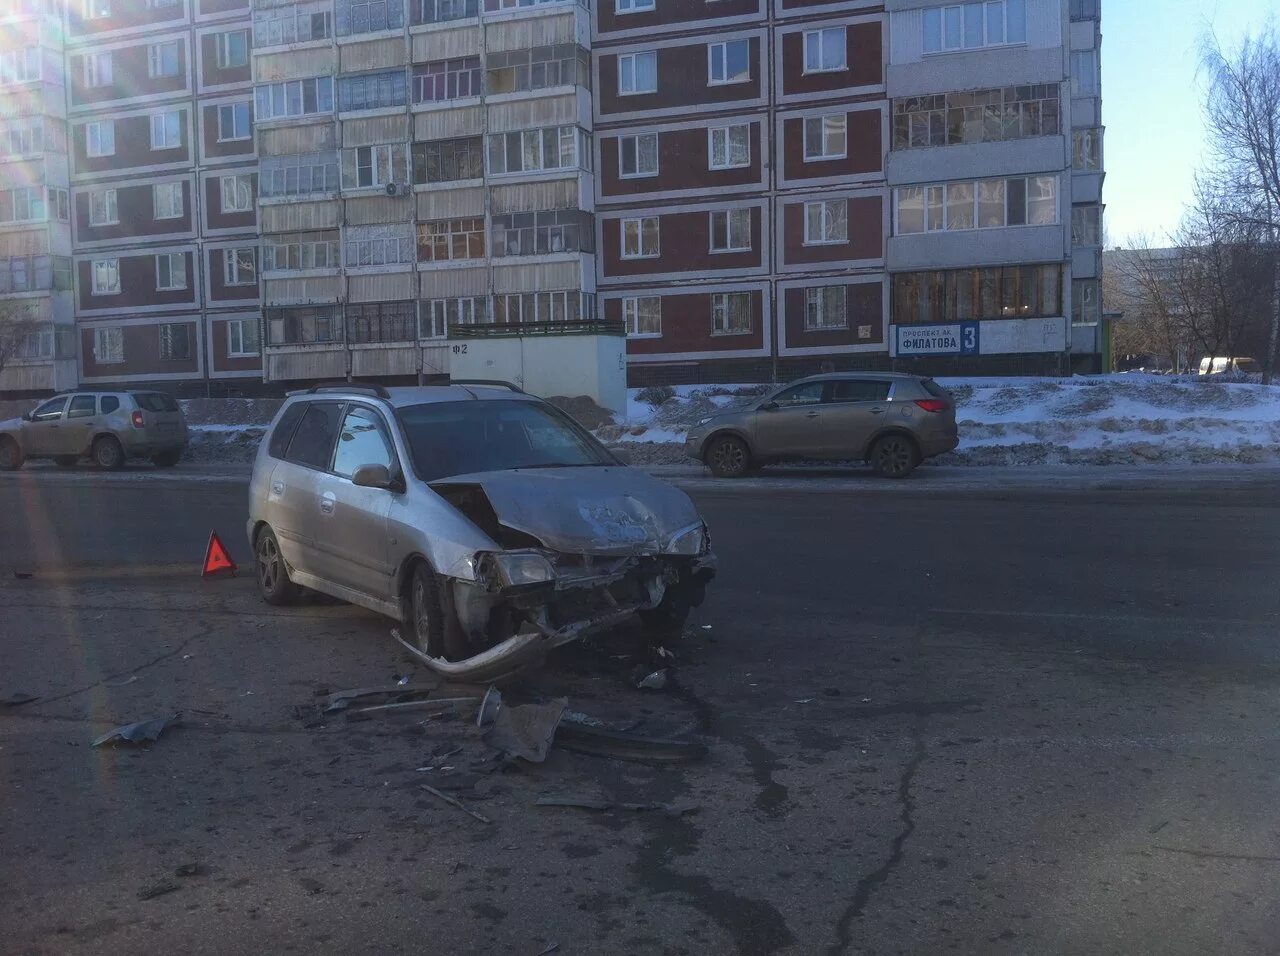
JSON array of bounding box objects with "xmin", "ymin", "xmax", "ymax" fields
[
  {"xmin": 150, "ymin": 111, "xmax": 182, "ymax": 150},
  {"xmin": 159, "ymin": 322, "xmax": 192, "ymax": 360},
  {"xmin": 618, "ymin": 51, "xmax": 657, "ymax": 95},
  {"xmin": 224, "ymin": 247, "xmax": 256, "ymax": 286},
  {"xmin": 221, "ymin": 175, "xmax": 253, "ymax": 213},
  {"xmin": 153, "ymin": 182, "xmax": 184, "ymax": 220},
  {"xmin": 93, "ymin": 327, "xmax": 124, "ymax": 364},
  {"xmin": 156, "ymin": 253, "xmax": 187, "ymax": 291},
  {"xmin": 89, "ymin": 189, "xmax": 118, "ymax": 226},
  {"xmin": 286, "ymin": 402, "xmax": 343, "ymax": 469},
  {"xmin": 92, "ymin": 258, "xmax": 120, "ymax": 294},
  {"xmin": 621, "ymin": 217, "xmax": 660, "ymax": 258},
  {"xmin": 227, "ymin": 318, "xmax": 260, "ymax": 356},
  {"xmin": 709, "ymin": 207, "xmax": 752, "ymax": 253},
  {"xmin": 711, "ymin": 291, "xmax": 752, "ymax": 334},
  {"xmin": 708, "ymin": 40, "xmax": 751, "ymax": 85},
  {"xmin": 773, "ymin": 381, "xmax": 825, "ymax": 406},
  {"xmin": 804, "ymin": 199, "xmax": 848, "ymax": 244},
  {"xmin": 217, "ymin": 30, "xmax": 249, "ymax": 70},
  {"xmin": 709, "ymin": 124, "xmax": 751, "ymax": 170},
  {"xmin": 803, "ymin": 27, "xmax": 846, "ymax": 73},
  {"xmin": 30, "ymin": 398, "xmax": 67, "ymax": 422},
  {"xmin": 803, "ymin": 114, "xmax": 846, "ymax": 160},
  {"xmin": 147, "ymin": 41, "xmax": 182, "ymax": 79},
  {"xmin": 217, "ymin": 103, "xmax": 251, "ymax": 142},
  {"xmin": 332, "ymin": 407, "xmax": 395, "ymax": 478},
  {"xmin": 804, "ymin": 285, "xmax": 848, "ymax": 330},
  {"xmin": 85, "ymin": 120, "xmax": 115, "ymax": 157},
  {"xmin": 623, "ymin": 296, "xmax": 661, "ymax": 337},
  {"xmin": 619, "ymin": 132, "xmax": 658, "ymax": 178}
]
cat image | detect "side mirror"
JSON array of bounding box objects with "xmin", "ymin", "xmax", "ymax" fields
[
  {"xmin": 759, "ymin": 401, "xmax": 779, "ymax": 412},
  {"xmin": 21, "ymin": 411, "xmax": 31, "ymax": 422},
  {"xmin": 610, "ymin": 447, "xmax": 633, "ymax": 466},
  {"xmin": 351, "ymin": 463, "xmax": 394, "ymax": 489}
]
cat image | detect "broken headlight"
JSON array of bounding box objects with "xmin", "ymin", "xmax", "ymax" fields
[
  {"xmin": 484, "ymin": 550, "xmax": 556, "ymax": 587},
  {"xmin": 665, "ymin": 522, "xmax": 708, "ymax": 556}
]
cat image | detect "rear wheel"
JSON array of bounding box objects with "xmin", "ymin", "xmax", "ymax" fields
[
  {"xmin": 0, "ymin": 437, "xmax": 22, "ymax": 471},
  {"xmin": 151, "ymin": 449, "xmax": 182, "ymax": 468},
  {"xmin": 256, "ymin": 526, "xmax": 299, "ymax": 605},
  {"xmin": 92, "ymin": 435, "xmax": 125, "ymax": 471},
  {"xmin": 870, "ymin": 434, "xmax": 918, "ymax": 479},
  {"xmin": 54, "ymin": 455, "xmax": 79, "ymax": 468},
  {"xmin": 705, "ymin": 435, "xmax": 752, "ymax": 478}
]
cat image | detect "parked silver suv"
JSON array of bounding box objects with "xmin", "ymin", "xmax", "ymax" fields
[
  {"xmin": 685, "ymin": 373, "xmax": 959, "ymax": 478},
  {"xmin": 247, "ymin": 382, "xmax": 716, "ymax": 682},
  {"xmin": 0, "ymin": 390, "xmax": 187, "ymax": 470}
]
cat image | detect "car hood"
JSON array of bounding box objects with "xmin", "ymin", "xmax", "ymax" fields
[
  {"xmin": 0, "ymin": 416, "xmax": 22, "ymax": 433},
  {"xmin": 430, "ymin": 466, "xmax": 702, "ymax": 555}
]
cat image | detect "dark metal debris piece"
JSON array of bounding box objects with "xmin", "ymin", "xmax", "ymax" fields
[
  {"xmin": 484, "ymin": 698, "xmax": 566, "ymax": 763},
  {"xmin": 323, "ymin": 683, "xmax": 441, "ymax": 713},
  {"xmin": 347, "ymin": 696, "xmax": 480, "ymax": 718},
  {"xmin": 420, "ymin": 784, "xmax": 492, "ymax": 824},
  {"xmin": 536, "ymin": 796, "xmax": 699, "ymax": 818},
  {"xmin": 555, "ymin": 722, "xmax": 707, "ymax": 765},
  {"xmin": 103, "ymin": 675, "xmax": 140, "ymax": 688},
  {"xmin": 13, "ymin": 571, "xmax": 32, "ymax": 579},
  {"xmin": 137, "ymin": 881, "xmax": 179, "ymax": 901},
  {"xmin": 476, "ymin": 685, "xmax": 503, "ymax": 728},
  {"xmin": 0, "ymin": 693, "xmax": 38, "ymax": 708},
  {"xmin": 636, "ymin": 669, "xmax": 668, "ymax": 690},
  {"xmin": 537, "ymin": 944, "xmax": 560, "ymax": 956},
  {"xmin": 92, "ymin": 714, "xmax": 178, "ymax": 747}
]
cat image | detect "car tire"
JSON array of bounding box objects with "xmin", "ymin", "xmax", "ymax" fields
[
  {"xmin": 0, "ymin": 437, "xmax": 23, "ymax": 471},
  {"xmin": 255, "ymin": 526, "xmax": 299, "ymax": 606},
  {"xmin": 870, "ymin": 434, "xmax": 919, "ymax": 479},
  {"xmin": 92, "ymin": 435, "xmax": 125, "ymax": 471},
  {"xmin": 152, "ymin": 449, "xmax": 182, "ymax": 468},
  {"xmin": 405, "ymin": 561, "xmax": 449, "ymax": 659},
  {"xmin": 705, "ymin": 435, "xmax": 752, "ymax": 478}
]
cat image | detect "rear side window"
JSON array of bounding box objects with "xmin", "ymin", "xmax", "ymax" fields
[
  {"xmin": 285, "ymin": 402, "xmax": 343, "ymax": 470},
  {"xmin": 921, "ymin": 379, "xmax": 949, "ymax": 399},
  {"xmin": 268, "ymin": 403, "xmax": 307, "ymax": 459},
  {"xmin": 829, "ymin": 380, "xmax": 891, "ymax": 402},
  {"xmin": 135, "ymin": 393, "xmax": 178, "ymax": 412},
  {"xmin": 67, "ymin": 396, "xmax": 97, "ymax": 419},
  {"xmin": 100, "ymin": 396, "xmax": 120, "ymax": 414}
]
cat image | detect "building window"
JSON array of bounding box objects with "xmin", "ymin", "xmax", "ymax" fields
[
  {"xmin": 150, "ymin": 111, "xmax": 182, "ymax": 150},
  {"xmin": 0, "ymin": 48, "xmax": 40, "ymax": 84},
  {"xmin": 153, "ymin": 182, "xmax": 184, "ymax": 220},
  {"xmin": 254, "ymin": 76, "xmax": 335, "ymax": 121},
  {"xmin": 266, "ymin": 306, "xmax": 343, "ymax": 345},
  {"xmin": 1070, "ymin": 0, "xmax": 1099, "ymax": 20},
  {"xmin": 217, "ymin": 102, "xmax": 251, "ymax": 142},
  {"xmin": 83, "ymin": 0, "xmax": 111, "ymax": 18},
  {"xmin": 347, "ymin": 301, "xmax": 416, "ymax": 343},
  {"xmin": 1071, "ymin": 49, "xmax": 1098, "ymax": 96},
  {"xmin": 156, "ymin": 253, "xmax": 187, "ymax": 290},
  {"xmin": 895, "ymin": 175, "xmax": 1057, "ymax": 234},
  {"xmin": 223, "ymin": 247, "xmax": 256, "ymax": 286},
  {"xmin": 227, "ymin": 318, "xmax": 260, "ymax": 356},
  {"xmin": 621, "ymin": 217, "xmax": 660, "ymax": 258},
  {"xmin": 618, "ymin": 51, "xmax": 657, "ymax": 95},
  {"xmin": 220, "ymin": 174, "xmax": 253, "ymax": 213},
  {"xmin": 922, "ymin": 0, "xmax": 1026, "ymax": 54},
  {"xmin": 88, "ymin": 189, "xmax": 118, "ymax": 226},
  {"xmin": 342, "ymin": 0, "xmax": 406, "ymax": 35},
  {"xmin": 0, "ymin": 187, "xmax": 45, "ymax": 224},
  {"xmin": 413, "ymin": 57, "xmax": 481, "ymax": 103},
  {"xmin": 892, "ymin": 265, "xmax": 1061, "ymax": 324},
  {"xmin": 708, "ymin": 124, "xmax": 750, "ymax": 170},
  {"xmin": 412, "ymin": 136, "xmax": 483, "ymax": 183},
  {"xmin": 216, "ymin": 30, "xmax": 249, "ymax": 70},
  {"xmin": 91, "ymin": 258, "xmax": 120, "ymax": 294},
  {"xmin": 147, "ymin": 41, "xmax": 182, "ymax": 79},
  {"xmin": 421, "ymin": 297, "xmax": 487, "ymax": 338},
  {"xmin": 0, "ymin": 117, "xmax": 45, "ymax": 157},
  {"xmin": 159, "ymin": 322, "xmax": 192, "ymax": 360},
  {"xmin": 85, "ymin": 119, "xmax": 115, "ymax": 157},
  {"xmin": 343, "ymin": 143, "xmax": 402, "ymax": 189},
  {"xmin": 260, "ymin": 153, "xmax": 338, "ymax": 198},
  {"xmin": 804, "ymin": 286, "xmax": 848, "ymax": 330},
  {"xmin": 254, "ymin": 4, "xmax": 333, "ymax": 45},
  {"xmin": 892, "ymin": 86, "xmax": 1060, "ymax": 150},
  {"xmin": 493, "ymin": 290, "xmax": 590, "ymax": 324},
  {"xmin": 486, "ymin": 45, "xmax": 590, "ymax": 96},
  {"xmin": 803, "ymin": 27, "xmax": 846, "ymax": 73},
  {"xmin": 711, "ymin": 292, "xmax": 752, "ymax": 335},
  {"xmin": 491, "ymin": 210, "xmax": 592, "ymax": 257},
  {"xmin": 94, "ymin": 326, "xmax": 123, "ymax": 364},
  {"xmin": 53, "ymin": 189, "xmax": 69, "ymax": 222},
  {"xmin": 82, "ymin": 51, "xmax": 112, "ymax": 88},
  {"xmin": 1072, "ymin": 205, "xmax": 1101, "ymax": 246},
  {"xmin": 709, "ymin": 207, "xmax": 752, "ymax": 253},
  {"xmin": 417, "ymin": 217, "xmax": 485, "ymax": 261},
  {"xmin": 488, "ymin": 125, "xmax": 585, "ymax": 175},
  {"xmin": 803, "ymin": 114, "xmax": 846, "ymax": 161},
  {"xmin": 413, "ymin": 0, "xmax": 478, "ymax": 25},
  {"xmin": 804, "ymin": 199, "xmax": 848, "ymax": 244},
  {"xmin": 344, "ymin": 233, "xmax": 415, "ymax": 267},
  {"xmin": 1072, "ymin": 128, "xmax": 1102, "ymax": 170},
  {"xmin": 618, "ymin": 133, "xmax": 657, "ymax": 178},
  {"xmin": 339, "ymin": 70, "xmax": 409, "ymax": 112},
  {"xmin": 708, "ymin": 40, "xmax": 750, "ymax": 85},
  {"xmin": 616, "ymin": 0, "xmax": 654, "ymax": 11},
  {"xmin": 1072, "ymin": 278, "xmax": 1100, "ymax": 326},
  {"xmin": 622, "ymin": 295, "xmax": 661, "ymax": 337},
  {"xmin": 262, "ymin": 232, "xmax": 340, "ymax": 272}
]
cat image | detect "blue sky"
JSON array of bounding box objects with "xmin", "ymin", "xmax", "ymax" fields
[{"xmin": 1103, "ymin": 0, "xmax": 1276, "ymax": 246}]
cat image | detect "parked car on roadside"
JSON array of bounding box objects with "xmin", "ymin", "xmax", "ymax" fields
[
  {"xmin": 246, "ymin": 382, "xmax": 716, "ymax": 682},
  {"xmin": 684, "ymin": 372, "xmax": 958, "ymax": 478},
  {"xmin": 1198, "ymin": 357, "xmax": 1260, "ymax": 377},
  {"xmin": 0, "ymin": 390, "xmax": 187, "ymax": 471}
]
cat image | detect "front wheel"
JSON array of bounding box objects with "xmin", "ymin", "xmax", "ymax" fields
[
  {"xmin": 705, "ymin": 435, "xmax": 752, "ymax": 478},
  {"xmin": 869, "ymin": 434, "xmax": 919, "ymax": 479},
  {"xmin": 0, "ymin": 437, "xmax": 23, "ymax": 471},
  {"xmin": 92, "ymin": 435, "xmax": 125, "ymax": 471},
  {"xmin": 256, "ymin": 526, "xmax": 299, "ymax": 605}
]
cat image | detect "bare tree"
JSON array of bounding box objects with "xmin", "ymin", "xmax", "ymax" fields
[
  {"xmin": 1202, "ymin": 24, "xmax": 1280, "ymax": 381},
  {"xmin": 0, "ymin": 302, "xmax": 40, "ymax": 383}
]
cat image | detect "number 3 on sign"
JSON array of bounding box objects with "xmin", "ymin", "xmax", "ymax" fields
[{"xmin": 960, "ymin": 322, "xmax": 978, "ymax": 355}]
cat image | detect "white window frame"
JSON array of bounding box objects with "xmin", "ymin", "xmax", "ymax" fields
[
  {"xmin": 804, "ymin": 286, "xmax": 849, "ymax": 331},
  {"xmin": 220, "ymin": 174, "xmax": 253, "ymax": 214},
  {"xmin": 91, "ymin": 258, "xmax": 120, "ymax": 295},
  {"xmin": 82, "ymin": 51, "xmax": 112, "ymax": 88},
  {"xmin": 216, "ymin": 103, "xmax": 251, "ymax": 143},
  {"xmin": 804, "ymin": 199, "xmax": 848, "ymax": 245},
  {"xmin": 923, "ymin": 1, "xmax": 1027, "ymax": 55},
  {"xmin": 1071, "ymin": 49, "xmax": 1098, "ymax": 96},
  {"xmin": 158, "ymin": 322, "xmax": 191, "ymax": 360},
  {"xmin": 803, "ymin": 27, "xmax": 846, "ymax": 74},
  {"xmin": 615, "ymin": 0, "xmax": 654, "ymax": 12},
  {"xmin": 223, "ymin": 247, "xmax": 257, "ymax": 286},
  {"xmin": 84, "ymin": 120, "xmax": 115, "ymax": 157},
  {"xmin": 623, "ymin": 295, "xmax": 662, "ymax": 338},
  {"xmin": 709, "ymin": 207, "xmax": 752, "ymax": 253},
  {"xmin": 711, "ymin": 292, "xmax": 752, "ymax": 336},
  {"xmin": 88, "ymin": 189, "xmax": 118, "ymax": 226},
  {"xmin": 0, "ymin": 48, "xmax": 41, "ymax": 85},
  {"xmin": 150, "ymin": 111, "xmax": 182, "ymax": 150},
  {"xmin": 226, "ymin": 318, "xmax": 260, "ymax": 356},
  {"xmin": 216, "ymin": 30, "xmax": 249, "ymax": 70},
  {"xmin": 155, "ymin": 252, "xmax": 187, "ymax": 291},
  {"xmin": 93, "ymin": 326, "xmax": 123, "ymax": 364},
  {"xmin": 708, "ymin": 124, "xmax": 751, "ymax": 170},
  {"xmin": 803, "ymin": 114, "xmax": 846, "ymax": 161},
  {"xmin": 893, "ymin": 175, "xmax": 1058, "ymax": 234},
  {"xmin": 354, "ymin": 143, "xmax": 397, "ymax": 189},
  {"xmin": 153, "ymin": 182, "xmax": 184, "ymax": 220},
  {"xmin": 83, "ymin": 0, "xmax": 111, "ymax": 19},
  {"xmin": 620, "ymin": 216, "xmax": 660, "ymax": 259},
  {"xmin": 618, "ymin": 132, "xmax": 658, "ymax": 178},
  {"xmin": 617, "ymin": 51, "xmax": 657, "ymax": 96},
  {"xmin": 708, "ymin": 39, "xmax": 751, "ymax": 86},
  {"xmin": 147, "ymin": 41, "xmax": 182, "ymax": 79}
]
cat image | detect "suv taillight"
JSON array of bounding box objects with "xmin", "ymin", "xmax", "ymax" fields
[
  {"xmin": 131, "ymin": 410, "xmax": 145, "ymax": 428},
  {"xmin": 914, "ymin": 399, "xmax": 948, "ymax": 413}
]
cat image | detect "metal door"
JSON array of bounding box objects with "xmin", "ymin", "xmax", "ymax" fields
[
  {"xmin": 61, "ymin": 395, "xmax": 99, "ymax": 455},
  {"xmin": 820, "ymin": 380, "xmax": 894, "ymax": 457},
  {"xmin": 23, "ymin": 397, "xmax": 68, "ymax": 455},
  {"xmin": 267, "ymin": 401, "xmax": 343, "ymax": 577},
  {"xmin": 751, "ymin": 381, "xmax": 830, "ymax": 457}
]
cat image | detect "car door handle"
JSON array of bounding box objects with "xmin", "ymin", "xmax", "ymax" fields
[
  {"xmin": 319, "ymin": 494, "xmax": 335, "ymax": 515},
  {"xmin": 272, "ymin": 480, "xmax": 285, "ymax": 495},
  {"xmin": 870, "ymin": 407, "xmax": 886, "ymax": 415},
  {"xmin": 805, "ymin": 411, "xmax": 820, "ymax": 418}
]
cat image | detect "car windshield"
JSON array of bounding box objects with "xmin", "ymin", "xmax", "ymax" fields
[{"xmin": 398, "ymin": 400, "xmax": 612, "ymax": 481}]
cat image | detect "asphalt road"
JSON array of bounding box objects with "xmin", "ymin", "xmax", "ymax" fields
[{"xmin": 2, "ymin": 469, "xmax": 1280, "ymax": 955}]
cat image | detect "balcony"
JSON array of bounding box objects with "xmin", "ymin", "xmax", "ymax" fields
[
  {"xmin": 411, "ymin": 0, "xmax": 479, "ymax": 26},
  {"xmin": 253, "ymin": 6, "xmax": 334, "ymax": 49},
  {"xmin": 412, "ymin": 59, "xmax": 482, "ymax": 107}
]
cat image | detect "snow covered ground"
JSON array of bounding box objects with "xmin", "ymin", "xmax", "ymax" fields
[{"xmin": 602, "ymin": 376, "xmax": 1280, "ymax": 467}]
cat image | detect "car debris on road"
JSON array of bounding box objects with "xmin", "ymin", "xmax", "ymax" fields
[{"xmin": 92, "ymin": 714, "xmax": 179, "ymax": 747}]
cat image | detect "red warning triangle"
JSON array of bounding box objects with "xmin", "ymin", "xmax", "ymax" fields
[{"xmin": 202, "ymin": 530, "xmax": 237, "ymax": 578}]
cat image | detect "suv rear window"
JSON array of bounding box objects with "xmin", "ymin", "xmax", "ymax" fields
[
  {"xmin": 921, "ymin": 379, "xmax": 949, "ymax": 399},
  {"xmin": 101, "ymin": 396, "xmax": 120, "ymax": 414},
  {"xmin": 268, "ymin": 403, "xmax": 307, "ymax": 459},
  {"xmin": 135, "ymin": 393, "xmax": 178, "ymax": 412}
]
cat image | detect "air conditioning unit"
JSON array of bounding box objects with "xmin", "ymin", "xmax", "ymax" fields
[{"xmin": 385, "ymin": 182, "xmax": 407, "ymax": 197}]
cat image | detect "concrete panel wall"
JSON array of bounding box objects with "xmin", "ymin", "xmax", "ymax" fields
[
  {"xmin": 887, "ymin": 135, "xmax": 1066, "ymax": 186},
  {"xmin": 887, "ymin": 224, "xmax": 1066, "ymax": 271}
]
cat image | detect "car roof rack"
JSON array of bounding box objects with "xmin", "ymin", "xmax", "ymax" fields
[
  {"xmin": 449, "ymin": 379, "xmax": 525, "ymax": 393},
  {"xmin": 304, "ymin": 381, "xmax": 392, "ymax": 398}
]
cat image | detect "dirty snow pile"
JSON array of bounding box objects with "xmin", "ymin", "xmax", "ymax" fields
[{"xmin": 603, "ymin": 376, "xmax": 1280, "ymax": 467}]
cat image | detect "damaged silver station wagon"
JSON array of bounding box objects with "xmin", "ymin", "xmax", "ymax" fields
[{"xmin": 247, "ymin": 382, "xmax": 715, "ymax": 682}]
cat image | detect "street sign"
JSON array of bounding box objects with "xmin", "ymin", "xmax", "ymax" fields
[{"xmin": 895, "ymin": 322, "xmax": 979, "ymax": 356}]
